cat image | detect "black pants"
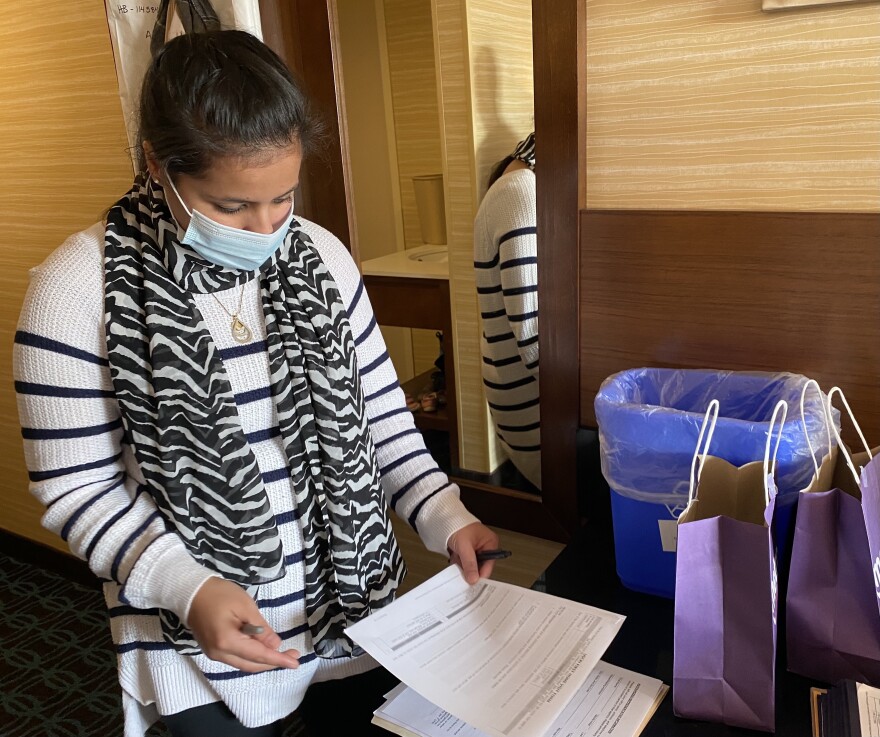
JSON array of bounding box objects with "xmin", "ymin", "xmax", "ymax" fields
[{"xmin": 161, "ymin": 667, "xmax": 399, "ymax": 737}]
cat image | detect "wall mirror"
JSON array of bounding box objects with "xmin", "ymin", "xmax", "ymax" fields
[{"xmin": 260, "ymin": 0, "xmax": 578, "ymax": 541}]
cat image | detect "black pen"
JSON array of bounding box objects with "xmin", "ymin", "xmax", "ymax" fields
[{"xmin": 476, "ymin": 549, "xmax": 512, "ymax": 562}]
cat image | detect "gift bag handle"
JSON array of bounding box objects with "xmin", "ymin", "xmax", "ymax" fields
[
  {"xmin": 827, "ymin": 386, "xmax": 873, "ymax": 485},
  {"xmin": 688, "ymin": 399, "xmax": 720, "ymax": 504},
  {"xmin": 800, "ymin": 379, "xmax": 833, "ymax": 479},
  {"xmin": 763, "ymin": 400, "xmax": 788, "ymax": 507}
]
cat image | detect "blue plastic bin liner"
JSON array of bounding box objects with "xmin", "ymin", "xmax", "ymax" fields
[{"xmin": 594, "ymin": 368, "xmax": 836, "ymax": 598}]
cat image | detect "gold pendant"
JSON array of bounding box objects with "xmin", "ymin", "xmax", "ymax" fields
[{"xmin": 231, "ymin": 316, "xmax": 252, "ymax": 344}]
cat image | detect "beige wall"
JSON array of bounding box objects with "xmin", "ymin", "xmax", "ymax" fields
[
  {"xmin": 0, "ymin": 2, "xmax": 133, "ymax": 548},
  {"xmin": 335, "ymin": 0, "xmax": 416, "ymax": 381},
  {"xmin": 584, "ymin": 0, "xmax": 880, "ymax": 211},
  {"xmin": 383, "ymin": 0, "xmax": 447, "ymax": 376}
]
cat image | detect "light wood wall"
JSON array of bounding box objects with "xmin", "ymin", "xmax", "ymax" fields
[
  {"xmin": 584, "ymin": 0, "xmax": 880, "ymax": 211},
  {"xmin": 0, "ymin": 2, "xmax": 133, "ymax": 548},
  {"xmin": 383, "ymin": 0, "xmax": 446, "ymax": 377}
]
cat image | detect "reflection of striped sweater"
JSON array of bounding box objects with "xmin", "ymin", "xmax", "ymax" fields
[
  {"xmin": 474, "ymin": 169, "xmax": 540, "ymax": 489},
  {"xmin": 14, "ymin": 220, "xmax": 477, "ymax": 736}
]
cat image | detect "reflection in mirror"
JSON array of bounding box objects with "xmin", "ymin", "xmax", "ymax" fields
[
  {"xmin": 332, "ymin": 0, "xmax": 537, "ymax": 498},
  {"xmin": 474, "ymin": 133, "xmax": 540, "ymax": 491}
]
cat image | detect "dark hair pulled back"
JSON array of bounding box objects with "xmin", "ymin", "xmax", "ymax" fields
[{"xmin": 139, "ymin": 29, "xmax": 322, "ymax": 176}]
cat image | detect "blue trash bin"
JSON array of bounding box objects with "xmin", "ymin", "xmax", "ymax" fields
[{"xmin": 594, "ymin": 368, "xmax": 835, "ymax": 599}]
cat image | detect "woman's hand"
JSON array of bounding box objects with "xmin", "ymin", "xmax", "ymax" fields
[
  {"xmin": 187, "ymin": 577, "xmax": 300, "ymax": 673},
  {"xmin": 447, "ymin": 522, "xmax": 501, "ymax": 585}
]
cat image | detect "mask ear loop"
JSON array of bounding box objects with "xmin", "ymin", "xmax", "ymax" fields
[
  {"xmin": 764, "ymin": 400, "xmax": 788, "ymax": 508},
  {"xmin": 162, "ymin": 170, "xmax": 193, "ymax": 217},
  {"xmin": 688, "ymin": 400, "xmax": 720, "ymax": 505},
  {"xmin": 800, "ymin": 379, "xmax": 832, "ymax": 480},
  {"xmin": 827, "ymin": 386, "xmax": 873, "ymax": 485}
]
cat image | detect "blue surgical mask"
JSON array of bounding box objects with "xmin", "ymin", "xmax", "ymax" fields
[{"xmin": 164, "ymin": 174, "xmax": 294, "ymax": 271}]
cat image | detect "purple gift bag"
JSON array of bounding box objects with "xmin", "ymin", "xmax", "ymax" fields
[
  {"xmin": 860, "ymin": 455, "xmax": 880, "ymax": 617},
  {"xmin": 786, "ymin": 385, "xmax": 880, "ymax": 685},
  {"xmin": 673, "ymin": 400, "xmax": 782, "ymax": 732}
]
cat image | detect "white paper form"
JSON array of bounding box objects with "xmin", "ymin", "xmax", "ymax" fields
[
  {"xmin": 858, "ymin": 682, "xmax": 880, "ymax": 737},
  {"xmin": 347, "ymin": 566, "xmax": 626, "ymax": 737},
  {"xmin": 373, "ymin": 662, "xmax": 666, "ymax": 737}
]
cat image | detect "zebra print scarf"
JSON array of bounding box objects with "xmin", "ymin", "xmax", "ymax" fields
[{"xmin": 104, "ymin": 175, "xmax": 403, "ymax": 658}]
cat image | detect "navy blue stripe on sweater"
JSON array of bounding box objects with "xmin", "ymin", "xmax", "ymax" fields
[
  {"xmin": 474, "ymin": 253, "xmax": 499, "ymax": 270},
  {"xmin": 488, "ymin": 396, "xmax": 540, "ymax": 412},
  {"xmin": 360, "ymin": 350, "xmax": 390, "ymax": 376},
  {"xmin": 374, "ymin": 427, "xmax": 421, "ymax": 450},
  {"xmin": 276, "ymin": 509, "xmax": 299, "ymax": 526},
  {"xmin": 245, "ymin": 426, "xmax": 281, "ymax": 444},
  {"xmin": 499, "ymin": 226, "xmax": 537, "ymax": 245},
  {"xmin": 108, "ymin": 605, "xmax": 161, "ymax": 618},
  {"xmin": 258, "ymin": 589, "xmax": 305, "ymax": 609},
  {"xmin": 354, "ymin": 315, "xmax": 377, "ymax": 348},
  {"xmin": 500, "ymin": 256, "xmax": 538, "ymax": 271},
  {"xmin": 218, "ymin": 340, "xmax": 269, "ymax": 361},
  {"xmin": 284, "ymin": 550, "xmax": 305, "ymax": 566},
  {"xmin": 15, "ymin": 331, "xmax": 110, "ymax": 366},
  {"xmin": 497, "ymin": 420, "xmax": 541, "ymax": 433},
  {"xmin": 21, "ymin": 418, "xmax": 123, "ymax": 440},
  {"xmin": 526, "ymin": 358, "xmax": 539, "ymax": 371},
  {"xmin": 203, "ymin": 652, "xmax": 317, "ymax": 681},
  {"xmin": 60, "ymin": 477, "xmax": 125, "ymax": 541},
  {"xmin": 518, "ymin": 335, "xmax": 539, "ymax": 348},
  {"xmin": 370, "ymin": 406, "xmax": 410, "ymax": 425},
  {"xmin": 481, "ymin": 308, "xmax": 506, "ymax": 320},
  {"xmin": 477, "ymin": 284, "xmax": 502, "ymax": 295},
  {"xmin": 390, "ymin": 468, "xmax": 441, "ymax": 508},
  {"xmin": 28, "ymin": 451, "xmax": 123, "ymax": 482},
  {"xmin": 503, "ymin": 284, "xmax": 538, "ymax": 297},
  {"xmin": 483, "ymin": 354, "xmax": 521, "ymax": 368},
  {"xmin": 262, "ymin": 467, "xmax": 290, "ymax": 484},
  {"xmin": 86, "ymin": 485, "xmax": 149, "ymax": 571},
  {"xmin": 509, "ymin": 310, "xmax": 539, "ymax": 323},
  {"xmin": 276, "ymin": 623, "xmax": 309, "ymax": 640},
  {"xmin": 364, "ymin": 379, "xmax": 398, "ymax": 404},
  {"xmin": 348, "ymin": 279, "xmax": 365, "ymax": 317},
  {"xmin": 111, "ymin": 512, "xmax": 163, "ymax": 582},
  {"xmin": 483, "ymin": 375, "xmax": 536, "ymax": 392},
  {"xmin": 116, "ymin": 641, "xmax": 175, "ymax": 654},
  {"xmin": 235, "ymin": 386, "xmax": 272, "ymax": 405},
  {"xmin": 15, "ymin": 381, "xmax": 114, "ymax": 399},
  {"xmin": 381, "ymin": 448, "xmax": 431, "ymax": 476},
  {"xmin": 407, "ymin": 482, "xmax": 452, "ymax": 531},
  {"xmin": 484, "ymin": 331, "xmax": 514, "ymax": 345}
]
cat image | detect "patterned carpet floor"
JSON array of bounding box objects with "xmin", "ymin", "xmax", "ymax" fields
[{"xmin": 0, "ymin": 550, "xmax": 305, "ymax": 737}]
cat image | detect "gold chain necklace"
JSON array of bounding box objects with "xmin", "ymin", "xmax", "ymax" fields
[{"xmin": 211, "ymin": 284, "xmax": 252, "ymax": 344}]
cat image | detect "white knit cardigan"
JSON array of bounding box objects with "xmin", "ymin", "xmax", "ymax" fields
[{"xmin": 14, "ymin": 219, "xmax": 478, "ymax": 735}]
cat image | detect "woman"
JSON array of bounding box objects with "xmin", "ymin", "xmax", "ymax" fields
[
  {"xmin": 14, "ymin": 30, "xmax": 498, "ymax": 737},
  {"xmin": 474, "ymin": 133, "xmax": 541, "ymax": 490}
]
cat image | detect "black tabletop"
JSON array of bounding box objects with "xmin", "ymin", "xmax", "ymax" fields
[{"xmin": 532, "ymin": 521, "xmax": 821, "ymax": 736}]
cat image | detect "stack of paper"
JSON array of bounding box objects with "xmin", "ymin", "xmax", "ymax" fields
[
  {"xmin": 811, "ymin": 680, "xmax": 880, "ymax": 737},
  {"xmin": 373, "ymin": 661, "xmax": 667, "ymax": 737},
  {"xmin": 346, "ymin": 566, "xmax": 667, "ymax": 737}
]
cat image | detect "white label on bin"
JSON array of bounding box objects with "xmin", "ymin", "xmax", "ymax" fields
[{"xmin": 659, "ymin": 520, "xmax": 678, "ymax": 552}]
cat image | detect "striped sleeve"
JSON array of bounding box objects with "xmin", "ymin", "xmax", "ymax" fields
[
  {"xmin": 13, "ymin": 227, "xmax": 216, "ymax": 622},
  {"xmin": 304, "ymin": 223, "xmax": 479, "ymax": 555},
  {"xmin": 486, "ymin": 174, "xmax": 538, "ymax": 375}
]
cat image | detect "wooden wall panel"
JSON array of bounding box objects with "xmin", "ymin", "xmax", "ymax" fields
[
  {"xmin": 0, "ymin": 2, "xmax": 133, "ymax": 548},
  {"xmin": 584, "ymin": 0, "xmax": 880, "ymax": 211},
  {"xmin": 579, "ymin": 210, "xmax": 880, "ymax": 441}
]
